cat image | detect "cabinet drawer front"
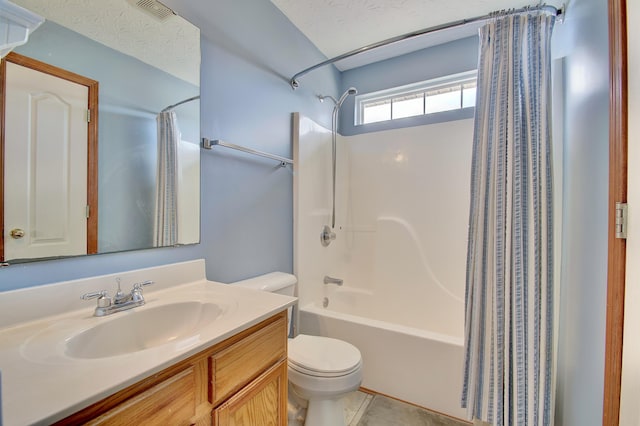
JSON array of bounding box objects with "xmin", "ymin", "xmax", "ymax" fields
[
  {"xmin": 211, "ymin": 315, "xmax": 286, "ymax": 405},
  {"xmin": 87, "ymin": 367, "xmax": 196, "ymax": 426}
]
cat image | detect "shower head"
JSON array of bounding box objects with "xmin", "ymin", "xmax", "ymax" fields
[
  {"xmin": 336, "ymin": 87, "xmax": 358, "ymax": 109},
  {"xmin": 317, "ymin": 87, "xmax": 358, "ymax": 108}
]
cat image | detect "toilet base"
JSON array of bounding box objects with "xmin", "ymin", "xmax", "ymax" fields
[
  {"xmin": 288, "ymin": 383, "xmax": 308, "ymax": 426},
  {"xmin": 305, "ymin": 397, "xmax": 346, "ymax": 426}
]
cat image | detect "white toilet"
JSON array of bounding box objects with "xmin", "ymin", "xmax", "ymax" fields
[{"xmin": 232, "ymin": 272, "xmax": 362, "ymax": 426}]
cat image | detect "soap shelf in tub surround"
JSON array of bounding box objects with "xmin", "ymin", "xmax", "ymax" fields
[{"xmin": 0, "ymin": 259, "xmax": 297, "ymax": 425}]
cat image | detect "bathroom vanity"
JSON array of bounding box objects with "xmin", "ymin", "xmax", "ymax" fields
[
  {"xmin": 0, "ymin": 260, "xmax": 296, "ymax": 425},
  {"xmin": 59, "ymin": 311, "xmax": 287, "ymax": 425}
]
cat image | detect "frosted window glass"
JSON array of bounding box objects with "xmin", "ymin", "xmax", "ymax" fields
[
  {"xmin": 463, "ymin": 87, "xmax": 477, "ymax": 108},
  {"xmin": 363, "ymin": 102, "xmax": 391, "ymax": 124},
  {"xmin": 425, "ymin": 90, "xmax": 461, "ymax": 114},
  {"xmin": 392, "ymin": 95, "xmax": 424, "ymax": 119}
]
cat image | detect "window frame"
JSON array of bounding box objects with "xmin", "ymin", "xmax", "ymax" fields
[{"xmin": 354, "ymin": 70, "xmax": 478, "ymax": 126}]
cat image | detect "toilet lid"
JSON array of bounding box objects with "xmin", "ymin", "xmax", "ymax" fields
[{"xmin": 288, "ymin": 334, "xmax": 362, "ymax": 376}]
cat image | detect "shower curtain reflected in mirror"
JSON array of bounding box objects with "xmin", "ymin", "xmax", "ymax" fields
[{"xmin": 154, "ymin": 111, "xmax": 179, "ymax": 246}]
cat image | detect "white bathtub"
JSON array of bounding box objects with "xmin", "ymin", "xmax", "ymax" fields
[{"xmin": 298, "ymin": 286, "xmax": 467, "ymax": 421}]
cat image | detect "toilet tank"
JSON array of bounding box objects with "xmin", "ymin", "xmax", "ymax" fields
[
  {"xmin": 231, "ymin": 272, "xmax": 297, "ymax": 337},
  {"xmin": 231, "ymin": 272, "xmax": 296, "ymax": 296}
]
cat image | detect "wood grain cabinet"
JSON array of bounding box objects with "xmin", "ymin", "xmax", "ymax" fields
[
  {"xmin": 56, "ymin": 311, "xmax": 288, "ymax": 426},
  {"xmin": 213, "ymin": 361, "xmax": 287, "ymax": 426}
]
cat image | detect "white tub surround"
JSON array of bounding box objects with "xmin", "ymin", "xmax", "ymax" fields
[
  {"xmin": 0, "ymin": 259, "xmax": 296, "ymax": 425},
  {"xmin": 293, "ymin": 113, "xmax": 472, "ymax": 419}
]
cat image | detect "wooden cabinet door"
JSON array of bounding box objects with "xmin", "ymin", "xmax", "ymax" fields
[
  {"xmin": 86, "ymin": 367, "xmax": 196, "ymax": 426},
  {"xmin": 213, "ymin": 360, "xmax": 287, "ymax": 426}
]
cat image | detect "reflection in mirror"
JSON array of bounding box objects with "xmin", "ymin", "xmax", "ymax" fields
[{"xmin": 1, "ymin": 0, "xmax": 201, "ymax": 264}]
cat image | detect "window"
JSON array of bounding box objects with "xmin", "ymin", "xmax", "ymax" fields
[{"xmin": 355, "ymin": 70, "xmax": 477, "ymax": 125}]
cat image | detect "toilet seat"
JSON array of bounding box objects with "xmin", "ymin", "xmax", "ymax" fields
[
  {"xmin": 288, "ymin": 358, "xmax": 363, "ymax": 378},
  {"xmin": 288, "ymin": 334, "xmax": 362, "ymax": 378}
]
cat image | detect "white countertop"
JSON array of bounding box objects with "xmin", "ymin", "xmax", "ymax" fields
[{"xmin": 0, "ymin": 260, "xmax": 296, "ymax": 425}]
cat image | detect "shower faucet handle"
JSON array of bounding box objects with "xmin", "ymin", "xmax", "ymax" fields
[{"xmin": 320, "ymin": 225, "xmax": 336, "ymax": 247}]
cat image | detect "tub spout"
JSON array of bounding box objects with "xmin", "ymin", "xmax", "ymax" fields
[{"xmin": 324, "ymin": 276, "xmax": 343, "ymax": 286}]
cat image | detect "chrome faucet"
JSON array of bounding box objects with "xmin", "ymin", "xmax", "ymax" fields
[
  {"xmin": 81, "ymin": 278, "xmax": 154, "ymax": 317},
  {"xmin": 323, "ymin": 275, "xmax": 343, "ymax": 286}
]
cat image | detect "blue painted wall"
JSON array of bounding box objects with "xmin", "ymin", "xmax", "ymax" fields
[
  {"xmin": 0, "ymin": 0, "xmax": 340, "ymax": 290},
  {"xmin": 339, "ymin": 36, "xmax": 479, "ymax": 136},
  {"xmin": 164, "ymin": 0, "xmax": 341, "ymax": 283},
  {"xmin": 0, "ymin": 3, "xmax": 615, "ymax": 424},
  {"xmin": 554, "ymin": 0, "xmax": 610, "ymax": 424}
]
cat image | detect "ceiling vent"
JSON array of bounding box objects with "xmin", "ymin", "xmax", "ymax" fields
[{"xmin": 126, "ymin": 0, "xmax": 175, "ymax": 22}]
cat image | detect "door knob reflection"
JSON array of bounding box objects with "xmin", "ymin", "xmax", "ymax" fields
[{"xmin": 10, "ymin": 228, "xmax": 24, "ymax": 239}]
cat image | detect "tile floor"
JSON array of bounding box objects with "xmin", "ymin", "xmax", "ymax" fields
[{"xmin": 343, "ymin": 391, "xmax": 470, "ymax": 426}]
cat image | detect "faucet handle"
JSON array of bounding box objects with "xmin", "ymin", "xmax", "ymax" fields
[
  {"xmin": 81, "ymin": 290, "xmax": 106, "ymax": 300},
  {"xmin": 321, "ymin": 225, "xmax": 336, "ymax": 247},
  {"xmin": 81, "ymin": 290, "xmax": 112, "ymax": 308},
  {"xmin": 132, "ymin": 280, "xmax": 154, "ymax": 291},
  {"xmin": 131, "ymin": 280, "xmax": 153, "ymax": 303}
]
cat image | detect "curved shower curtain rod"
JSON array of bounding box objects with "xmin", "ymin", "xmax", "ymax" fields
[
  {"xmin": 289, "ymin": 3, "xmax": 564, "ymax": 90},
  {"xmin": 161, "ymin": 95, "xmax": 200, "ymax": 113}
]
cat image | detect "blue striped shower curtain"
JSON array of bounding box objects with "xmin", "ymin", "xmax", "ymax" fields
[
  {"xmin": 154, "ymin": 111, "xmax": 180, "ymax": 246},
  {"xmin": 462, "ymin": 10, "xmax": 555, "ymax": 426}
]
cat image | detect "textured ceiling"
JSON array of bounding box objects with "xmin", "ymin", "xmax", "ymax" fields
[
  {"xmin": 271, "ymin": 0, "xmax": 564, "ymax": 70},
  {"xmin": 13, "ymin": 0, "xmax": 199, "ymax": 85}
]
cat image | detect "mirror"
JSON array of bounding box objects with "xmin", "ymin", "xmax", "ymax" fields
[{"xmin": 1, "ymin": 0, "xmax": 201, "ymax": 263}]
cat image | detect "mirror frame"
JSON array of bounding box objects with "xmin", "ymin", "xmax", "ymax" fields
[{"xmin": 0, "ymin": 51, "xmax": 100, "ymax": 262}]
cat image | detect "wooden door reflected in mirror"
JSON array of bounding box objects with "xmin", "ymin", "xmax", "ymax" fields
[{"xmin": 1, "ymin": 53, "xmax": 98, "ymax": 262}]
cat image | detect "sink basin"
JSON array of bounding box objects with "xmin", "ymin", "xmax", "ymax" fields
[{"xmin": 65, "ymin": 301, "xmax": 224, "ymax": 359}]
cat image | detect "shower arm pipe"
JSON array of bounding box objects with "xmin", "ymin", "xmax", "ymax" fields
[
  {"xmin": 289, "ymin": 4, "xmax": 563, "ymax": 89},
  {"xmin": 201, "ymin": 138, "xmax": 293, "ymax": 167}
]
